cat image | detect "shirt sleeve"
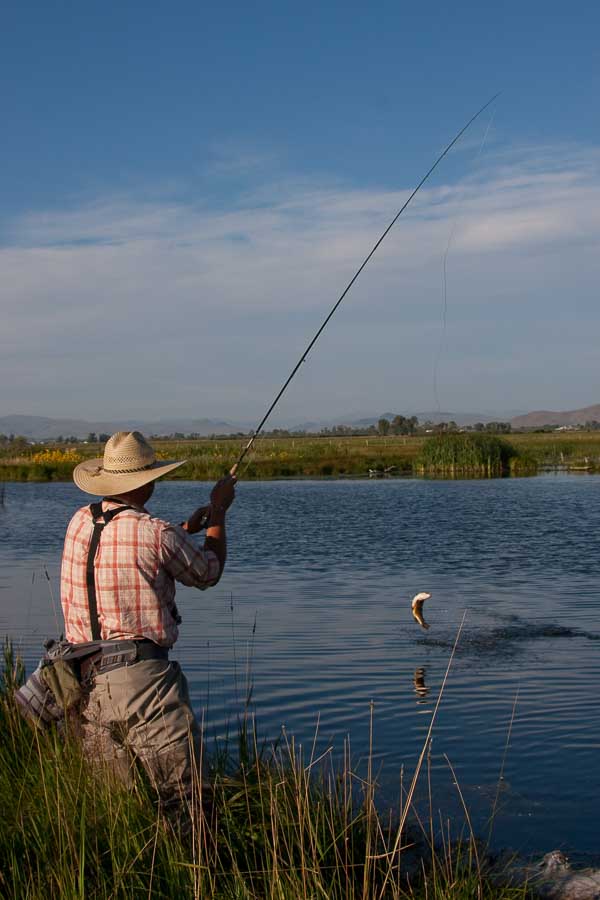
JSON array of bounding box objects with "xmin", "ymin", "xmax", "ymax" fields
[{"xmin": 160, "ymin": 525, "xmax": 221, "ymax": 589}]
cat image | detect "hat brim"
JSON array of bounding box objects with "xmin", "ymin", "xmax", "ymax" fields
[{"xmin": 73, "ymin": 457, "xmax": 187, "ymax": 496}]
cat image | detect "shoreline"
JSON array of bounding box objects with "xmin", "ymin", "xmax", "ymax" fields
[
  {"xmin": 2, "ymin": 464, "xmax": 600, "ymax": 483},
  {"xmin": 2, "ymin": 431, "xmax": 600, "ymax": 482}
]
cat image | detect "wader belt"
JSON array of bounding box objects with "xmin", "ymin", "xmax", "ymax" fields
[
  {"xmin": 87, "ymin": 502, "xmax": 134, "ymax": 640},
  {"xmin": 81, "ymin": 638, "xmax": 169, "ymax": 679}
]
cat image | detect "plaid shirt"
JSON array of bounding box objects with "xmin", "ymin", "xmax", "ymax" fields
[{"xmin": 60, "ymin": 500, "xmax": 220, "ymax": 647}]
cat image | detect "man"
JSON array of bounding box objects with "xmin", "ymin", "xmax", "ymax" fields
[{"xmin": 60, "ymin": 430, "xmax": 235, "ymax": 820}]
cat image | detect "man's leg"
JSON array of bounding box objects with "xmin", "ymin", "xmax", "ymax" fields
[
  {"xmin": 81, "ymin": 659, "xmax": 203, "ymax": 824},
  {"xmin": 80, "ymin": 672, "xmax": 138, "ymax": 785},
  {"xmin": 127, "ymin": 660, "xmax": 202, "ymax": 821}
]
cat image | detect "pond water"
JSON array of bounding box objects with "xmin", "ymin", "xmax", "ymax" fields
[{"xmin": 1, "ymin": 476, "xmax": 599, "ymax": 863}]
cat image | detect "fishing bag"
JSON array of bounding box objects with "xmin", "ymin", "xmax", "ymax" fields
[
  {"xmin": 14, "ymin": 640, "xmax": 102, "ymax": 727},
  {"xmin": 14, "ymin": 638, "xmax": 147, "ymax": 728}
]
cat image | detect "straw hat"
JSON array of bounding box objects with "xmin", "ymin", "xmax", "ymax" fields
[{"xmin": 73, "ymin": 431, "xmax": 186, "ymax": 496}]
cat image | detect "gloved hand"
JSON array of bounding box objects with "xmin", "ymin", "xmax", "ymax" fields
[{"xmin": 210, "ymin": 474, "xmax": 237, "ymax": 512}]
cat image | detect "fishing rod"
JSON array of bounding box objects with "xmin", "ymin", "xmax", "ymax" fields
[{"xmin": 228, "ymin": 93, "xmax": 500, "ymax": 478}]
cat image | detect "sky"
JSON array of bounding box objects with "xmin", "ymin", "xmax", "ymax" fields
[{"xmin": 1, "ymin": 1, "xmax": 599, "ymax": 424}]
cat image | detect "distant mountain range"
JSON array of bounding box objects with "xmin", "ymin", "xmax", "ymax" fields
[
  {"xmin": 0, "ymin": 415, "xmax": 241, "ymax": 440},
  {"xmin": 1, "ymin": 405, "xmax": 597, "ymax": 440},
  {"xmin": 510, "ymin": 404, "xmax": 600, "ymax": 428}
]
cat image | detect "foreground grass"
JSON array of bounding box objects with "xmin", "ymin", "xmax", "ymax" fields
[
  {"xmin": 0, "ymin": 648, "xmax": 530, "ymax": 899},
  {"xmin": 2, "ymin": 431, "xmax": 600, "ymax": 482}
]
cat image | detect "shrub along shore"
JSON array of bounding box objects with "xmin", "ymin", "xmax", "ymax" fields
[
  {"xmin": 0, "ymin": 645, "xmax": 530, "ymax": 899},
  {"xmin": 1, "ymin": 431, "xmax": 600, "ymax": 482}
]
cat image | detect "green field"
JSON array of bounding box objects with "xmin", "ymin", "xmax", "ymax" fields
[{"xmin": 1, "ymin": 431, "xmax": 600, "ymax": 482}]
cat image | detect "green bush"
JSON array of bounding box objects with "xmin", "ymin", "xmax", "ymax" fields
[{"xmin": 415, "ymin": 433, "xmax": 531, "ymax": 477}]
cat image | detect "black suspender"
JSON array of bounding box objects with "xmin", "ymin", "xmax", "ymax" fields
[{"xmin": 86, "ymin": 502, "xmax": 134, "ymax": 640}]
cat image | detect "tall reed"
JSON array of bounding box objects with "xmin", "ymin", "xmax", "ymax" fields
[
  {"xmin": 0, "ymin": 643, "xmax": 531, "ymax": 898},
  {"xmin": 415, "ymin": 433, "xmax": 529, "ymax": 477}
]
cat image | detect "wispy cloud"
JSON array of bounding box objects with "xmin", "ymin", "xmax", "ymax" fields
[
  {"xmin": 202, "ymin": 140, "xmax": 278, "ymax": 177},
  {"xmin": 1, "ymin": 142, "xmax": 599, "ymax": 419}
]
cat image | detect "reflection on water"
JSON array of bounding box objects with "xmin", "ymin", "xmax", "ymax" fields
[
  {"xmin": 413, "ymin": 666, "xmax": 430, "ymax": 702},
  {"xmin": 1, "ymin": 475, "xmax": 600, "ymax": 861}
]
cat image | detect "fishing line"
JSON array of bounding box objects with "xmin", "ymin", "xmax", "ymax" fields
[
  {"xmin": 44, "ymin": 564, "xmax": 61, "ymax": 635},
  {"xmin": 432, "ymin": 109, "xmax": 496, "ymax": 415},
  {"xmin": 228, "ymin": 94, "xmax": 500, "ymax": 478}
]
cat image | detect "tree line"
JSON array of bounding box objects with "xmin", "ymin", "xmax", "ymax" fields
[
  {"xmin": 326, "ymin": 417, "xmax": 512, "ymax": 436},
  {"xmin": 15, "ymin": 419, "xmax": 600, "ymax": 447}
]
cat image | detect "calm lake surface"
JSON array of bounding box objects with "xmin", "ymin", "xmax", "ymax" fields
[{"xmin": 1, "ymin": 476, "xmax": 599, "ymax": 862}]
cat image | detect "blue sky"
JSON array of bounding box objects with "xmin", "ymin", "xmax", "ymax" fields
[{"xmin": 1, "ymin": 1, "xmax": 599, "ymax": 423}]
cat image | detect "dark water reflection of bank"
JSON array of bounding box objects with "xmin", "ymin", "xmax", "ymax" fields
[{"xmin": 1, "ymin": 475, "xmax": 599, "ymax": 862}]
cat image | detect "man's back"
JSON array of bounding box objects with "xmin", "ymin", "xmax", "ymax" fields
[{"xmin": 61, "ymin": 499, "xmax": 219, "ymax": 647}]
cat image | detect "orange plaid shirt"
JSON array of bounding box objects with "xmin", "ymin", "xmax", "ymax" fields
[{"xmin": 60, "ymin": 500, "xmax": 220, "ymax": 647}]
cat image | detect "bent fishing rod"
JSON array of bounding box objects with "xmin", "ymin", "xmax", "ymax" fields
[{"xmin": 227, "ymin": 93, "xmax": 499, "ymax": 479}]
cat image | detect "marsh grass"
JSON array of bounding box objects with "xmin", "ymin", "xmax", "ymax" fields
[
  {"xmin": 510, "ymin": 431, "xmax": 600, "ymax": 471},
  {"xmin": 0, "ymin": 643, "xmax": 531, "ymax": 899},
  {"xmin": 161, "ymin": 436, "xmax": 420, "ymax": 480},
  {"xmin": 3, "ymin": 431, "xmax": 600, "ymax": 481},
  {"xmin": 0, "ymin": 436, "xmax": 421, "ymax": 482},
  {"xmin": 415, "ymin": 434, "xmax": 539, "ymax": 478}
]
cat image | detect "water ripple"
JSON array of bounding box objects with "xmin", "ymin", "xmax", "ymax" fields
[{"xmin": 1, "ymin": 475, "xmax": 599, "ymax": 857}]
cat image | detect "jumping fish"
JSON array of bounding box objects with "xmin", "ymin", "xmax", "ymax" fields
[{"xmin": 411, "ymin": 592, "xmax": 432, "ymax": 630}]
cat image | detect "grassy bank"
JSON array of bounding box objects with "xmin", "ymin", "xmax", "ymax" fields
[
  {"xmin": 2, "ymin": 431, "xmax": 600, "ymax": 481},
  {"xmin": 0, "ymin": 645, "xmax": 529, "ymax": 899},
  {"xmin": 510, "ymin": 431, "xmax": 600, "ymax": 470},
  {"xmin": 0, "ymin": 437, "xmax": 422, "ymax": 482}
]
